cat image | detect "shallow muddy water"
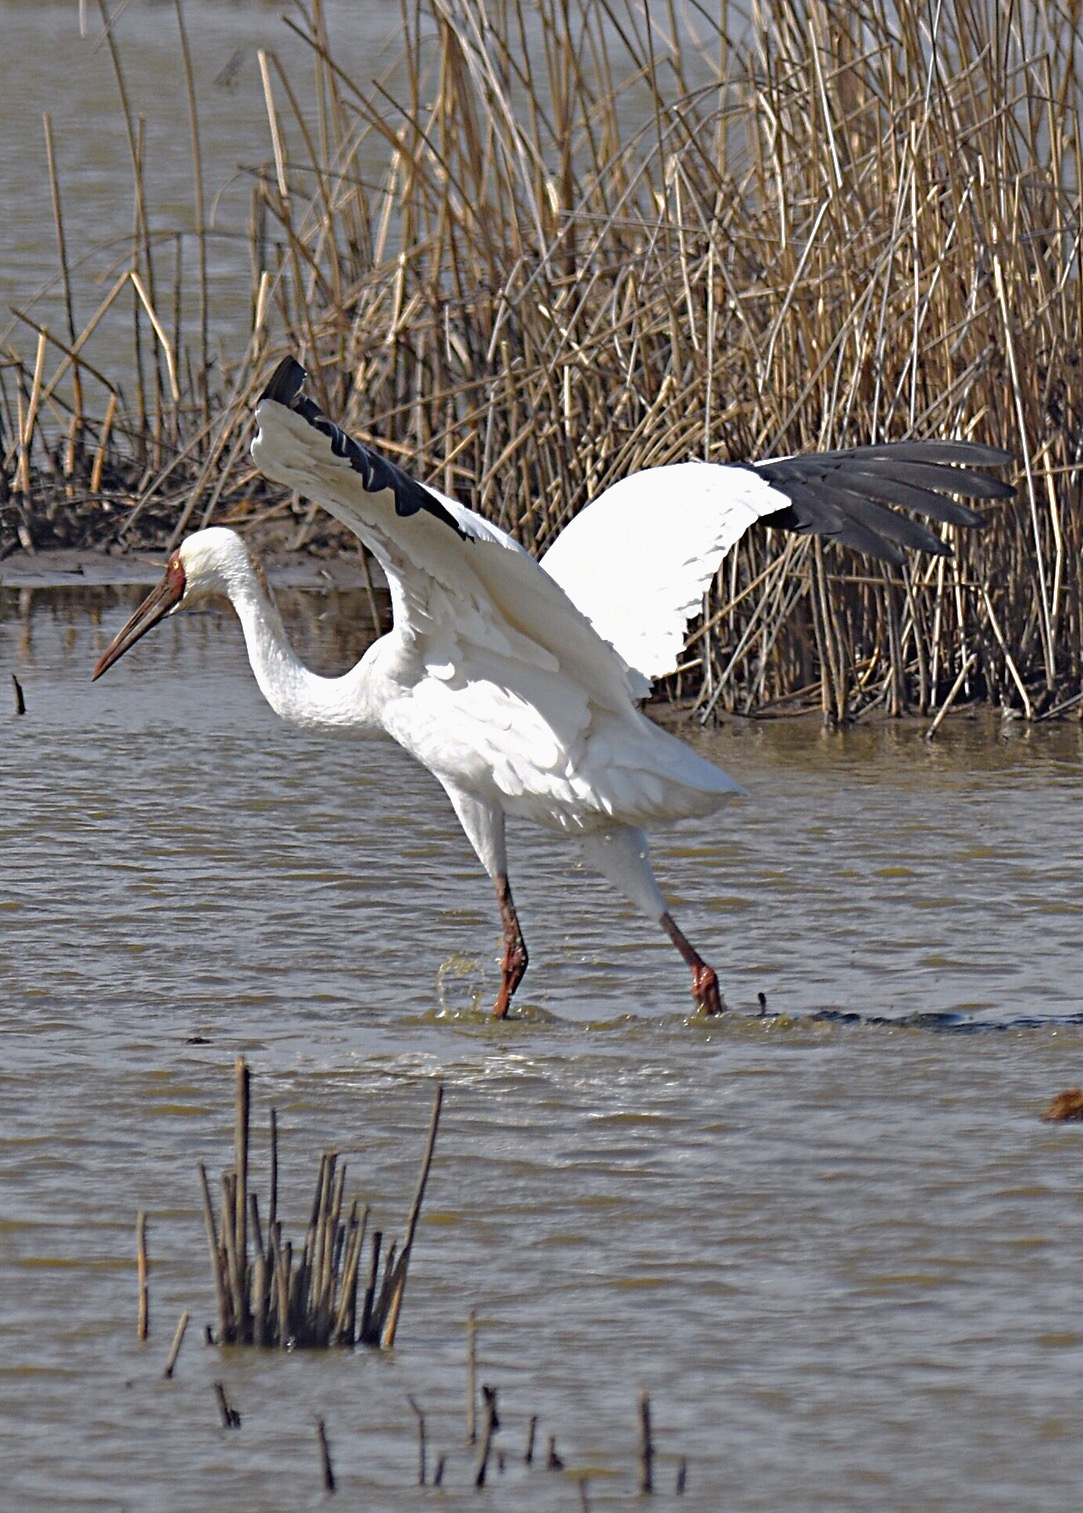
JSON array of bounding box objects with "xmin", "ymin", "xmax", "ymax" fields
[
  {"xmin": 3, "ymin": 574, "xmax": 1083, "ymax": 1511},
  {"xmin": 3, "ymin": 0, "xmax": 721, "ymax": 386}
]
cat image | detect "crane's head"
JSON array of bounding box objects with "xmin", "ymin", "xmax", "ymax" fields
[{"xmin": 92, "ymin": 527, "xmax": 255, "ymax": 680}]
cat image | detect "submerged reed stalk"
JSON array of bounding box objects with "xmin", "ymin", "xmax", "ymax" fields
[
  {"xmin": 214, "ymin": 1380, "xmax": 241, "ymax": 1429},
  {"xmin": 316, "ymin": 1416, "xmax": 336, "ymax": 1492},
  {"xmin": 466, "ymin": 1306, "xmax": 477, "ymax": 1443},
  {"xmin": 473, "ymin": 1385, "xmax": 499, "ymax": 1488},
  {"xmin": 135, "ymin": 1210, "xmax": 148, "ymax": 1341},
  {"xmin": 199, "ymin": 1058, "xmax": 442, "ymax": 1349},
  {"xmin": 163, "ymin": 1309, "xmax": 190, "ymax": 1379},
  {"xmin": 637, "ymin": 1392, "xmax": 653, "ymax": 1494},
  {"xmin": 407, "ymin": 1394, "xmax": 427, "ymax": 1486}
]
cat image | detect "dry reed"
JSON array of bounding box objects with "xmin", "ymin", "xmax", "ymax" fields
[
  {"xmin": 199, "ymin": 1057, "xmax": 442, "ymax": 1349},
  {"xmin": 163, "ymin": 1308, "xmax": 190, "ymax": 1378},
  {"xmin": 5, "ymin": 0, "xmax": 1083, "ymax": 722}
]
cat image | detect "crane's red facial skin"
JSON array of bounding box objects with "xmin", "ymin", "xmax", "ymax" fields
[{"xmin": 91, "ymin": 554, "xmax": 187, "ymax": 680}]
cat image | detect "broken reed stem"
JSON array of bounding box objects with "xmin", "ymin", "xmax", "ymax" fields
[
  {"xmin": 316, "ymin": 1417, "xmax": 336, "ymax": 1492},
  {"xmin": 473, "ymin": 1385, "xmax": 499, "ymax": 1488},
  {"xmin": 163, "ymin": 1309, "xmax": 190, "ymax": 1378},
  {"xmin": 637, "ymin": 1392, "xmax": 654, "ymax": 1494},
  {"xmin": 136, "ymin": 1210, "xmax": 149, "ymax": 1341},
  {"xmin": 200, "ymin": 1061, "xmax": 442, "ymax": 1350},
  {"xmin": 214, "ymin": 1380, "xmax": 241, "ymax": 1429},
  {"xmin": 234, "ymin": 1057, "xmax": 250, "ymax": 1340},
  {"xmin": 381, "ymin": 1081, "xmax": 443, "ymax": 1348},
  {"xmin": 42, "ymin": 113, "xmax": 83, "ymax": 467},
  {"xmin": 925, "ymin": 651, "xmax": 977, "ymax": 740},
  {"xmin": 407, "ymin": 1394, "xmax": 427, "ymax": 1486},
  {"xmin": 220, "ymin": 1170, "xmax": 244, "ymax": 1336},
  {"xmin": 197, "ymin": 1160, "xmax": 229, "ymax": 1342},
  {"xmin": 17, "ymin": 332, "xmax": 47, "ymax": 497},
  {"xmin": 268, "ymin": 1106, "xmax": 278, "ymax": 1231},
  {"xmin": 467, "ymin": 1307, "xmax": 478, "ymax": 1443},
  {"xmin": 89, "ymin": 391, "xmax": 117, "ymax": 496},
  {"xmin": 12, "ymin": 675, "xmax": 26, "ymax": 716},
  {"xmin": 172, "ymin": 0, "xmax": 209, "ymax": 421},
  {"xmin": 359, "ymin": 1229, "xmax": 382, "ymax": 1344}
]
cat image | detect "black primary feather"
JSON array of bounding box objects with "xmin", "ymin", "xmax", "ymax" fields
[
  {"xmin": 261, "ymin": 360, "xmax": 1011, "ymax": 565},
  {"xmin": 259, "ymin": 356, "xmax": 471, "ymax": 541},
  {"xmin": 750, "ymin": 441, "xmax": 1013, "ymax": 562}
]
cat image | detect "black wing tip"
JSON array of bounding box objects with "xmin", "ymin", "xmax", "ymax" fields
[
  {"xmin": 954, "ymin": 504, "xmax": 990, "ymax": 528},
  {"xmin": 978, "ymin": 476, "xmax": 1016, "ymax": 500},
  {"xmin": 256, "ymin": 354, "xmax": 471, "ymax": 543},
  {"xmin": 758, "ymin": 438, "xmax": 1009, "ymax": 561},
  {"xmin": 259, "ymin": 355, "xmax": 307, "ymax": 407},
  {"xmin": 783, "ymin": 439, "xmax": 1014, "ymax": 468}
]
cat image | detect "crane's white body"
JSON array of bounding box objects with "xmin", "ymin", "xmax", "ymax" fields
[
  {"xmin": 94, "ymin": 367, "xmax": 1006, "ymax": 1014},
  {"xmin": 238, "ymin": 399, "xmax": 781, "ymax": 921}
]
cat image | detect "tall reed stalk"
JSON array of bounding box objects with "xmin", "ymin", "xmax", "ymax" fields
[{"xmin": 4, "ymin": 0, "xmax": 1083, "ymax": 722}]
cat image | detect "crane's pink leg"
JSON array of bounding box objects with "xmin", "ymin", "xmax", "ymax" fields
[
  {"xmin": 492, "ymin": 874, "xmax": 529, "ymax": 1019},
  {"xmin": 660, "ymin": 912, "xmax": 724, "ymax": 1015}
]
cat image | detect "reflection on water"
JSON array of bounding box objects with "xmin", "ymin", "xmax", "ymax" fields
[{"xmin": 3, "ymin": 581, "xmax": 1083, "ymax": 1511}]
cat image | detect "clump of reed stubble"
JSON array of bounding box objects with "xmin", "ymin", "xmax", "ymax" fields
[
  {"xmin": 200, "ymin": 1057, "xmax": 443, "ymax": 1349},
  {"xmin": 5, "ymin": 0, "xmax": 1083, "ymax": 723}
]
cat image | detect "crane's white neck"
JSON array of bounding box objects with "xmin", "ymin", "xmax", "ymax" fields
[{"xmin": 182, "ymin": 530, "xmax": 382, "ymax": 731}]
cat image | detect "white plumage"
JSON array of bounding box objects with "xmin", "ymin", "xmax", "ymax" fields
[
  {"xmin": 93, "ymin": 357, "xmax": 1011, "ymax": 1017},
  {"xmin": 540, "ymin": 462, "xmax": 788, "ymax": 682}
]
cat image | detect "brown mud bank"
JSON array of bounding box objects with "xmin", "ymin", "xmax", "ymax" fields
[{"xmin": 0, "ymin": 450, "xmax": 353, "ymax": 564}]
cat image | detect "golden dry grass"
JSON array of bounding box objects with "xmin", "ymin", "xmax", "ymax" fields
[{"xmin": 4, "ymin": 0, "xmax": 1083, "ymax": 723}]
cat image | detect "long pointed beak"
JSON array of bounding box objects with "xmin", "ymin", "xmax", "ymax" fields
[{"xmin": 92, "ymin": 557, "xmax": 187, "ymax": 680}]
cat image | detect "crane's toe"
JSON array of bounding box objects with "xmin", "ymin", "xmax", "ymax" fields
[
  {"xmin": 692, "ymin": 962, "xmax": 725, "ymax": 1016},
  {"xmin": 492, "ymin": 938, "xmax": 528, "ymax": 1019}
]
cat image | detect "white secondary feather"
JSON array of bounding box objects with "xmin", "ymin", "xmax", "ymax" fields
[
  {"xmin": 539, "ymin": 461, "xmax": 793, "ymax": 683},
  {"xmin": 252, "ymin": 401, "xmax": 652, "ymax": 712},
  {"xmin": 250, "ymin": 398, "xmax": 737, "ymax": 837}
]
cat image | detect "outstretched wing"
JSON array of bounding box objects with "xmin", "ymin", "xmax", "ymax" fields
[
  {"xmin": 540, "ymin": 446, "xmax": 1012, "ymax": 683},
  {"xmin": 753, "ymin": 443, "xmax": 1011, "ymax": 557},
  {"xmin": 250, "ymin": 358, "xmax": 651, "ymax": 717},
  {"xmin": 539, "ymin": 463, "xmax": 787, "ymax": 688}
]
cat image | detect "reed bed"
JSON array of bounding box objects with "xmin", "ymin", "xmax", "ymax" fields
[
  {"xmin": 4, "ymin": 0, "xmax": 1083, "ymax": 722},
  {"xmin": 199, "ymin": 1058, "xmax": 442, "ymax": 1349}
]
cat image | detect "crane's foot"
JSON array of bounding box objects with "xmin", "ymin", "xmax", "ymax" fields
[
  {"xmin": 492, "ymin": 874, "xmax": 529, "ymax": 1019},
  {"xmin": 661, "ymin": 910, "xmax": 726, "ymax": 1016},
  {"xmin": 492, "ymin": 941, "xmax": 528, "ymax": 1019},
  {"xmin": 691, "ymin": 962, "xmax": 724, "ymax": 1016}
]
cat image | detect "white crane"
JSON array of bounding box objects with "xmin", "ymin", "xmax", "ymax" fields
[{"xmin": 93, "ymin": 357, "xmax": 1011, "ymax": 1017}]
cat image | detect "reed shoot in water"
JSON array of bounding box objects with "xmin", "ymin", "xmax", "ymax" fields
[{"xmin": 198, "ymin": 1057, "xmax": 442, "ymax": 1349}]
